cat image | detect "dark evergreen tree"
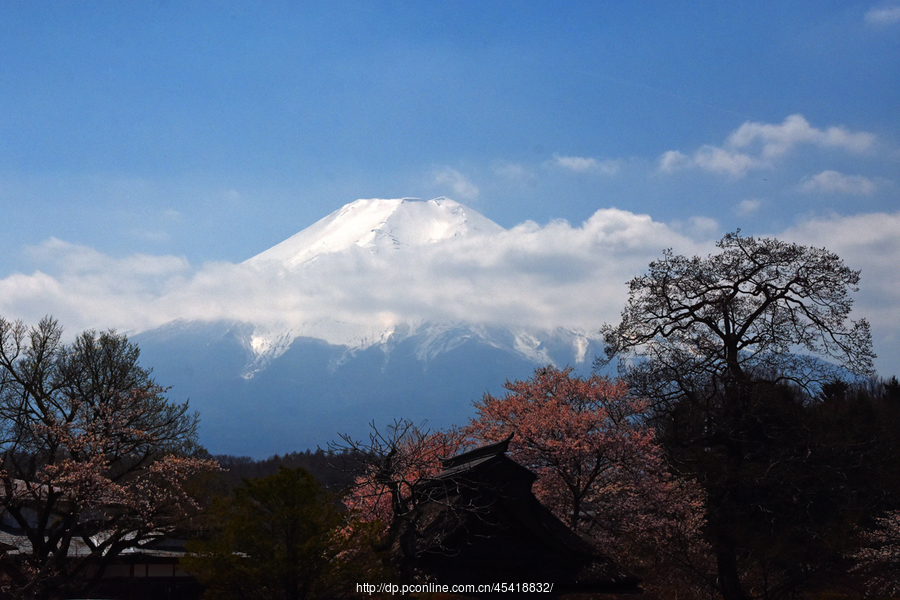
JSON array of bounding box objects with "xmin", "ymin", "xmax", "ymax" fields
[{"xmin": 183, "ymin": 466, "xmax": 385, "ymax": 600}]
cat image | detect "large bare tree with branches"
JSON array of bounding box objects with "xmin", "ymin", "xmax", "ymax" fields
[
  {"xmin": 600, "ymin": 230, "xmax": 874, "ymax": 396},
  {"xmin": 599, "ymin": 231, "xmax": 876, "ymax": 600}
]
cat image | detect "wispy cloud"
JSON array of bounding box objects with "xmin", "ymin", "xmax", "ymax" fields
[
  {"xmin": 493, "ymin": 162, "xmax": 536, "ymax": 186},
  {"xmin": 550, "ymin": 154, "xmax": 621, "ymax": 175},
  {"xmin": 660, "ymin": 147, "xmax": 760, "ymax": 177},
  {"xmin": 800, "ymin": 170, "xmax": 878, "ymax": 195},
  {"xmin": 431, "ymin": 167, "xmax": 480, "ymax": 201},
  {"xmin": 865, "ymin": 4, "xmax": 900, "ymax": 25},
  {"xmin": 660, "ymin": 114, "xmax": 877, "ymax": 177},
  {"xmin": 736, "ymin": 198, "xmax": 763, "ymax": 216}
]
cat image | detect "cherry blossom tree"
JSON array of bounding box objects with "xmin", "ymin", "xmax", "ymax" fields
[
  {"xmin": 336, "ymin": 419, "xmax": 466, "ymax": 528},
  {"xmin": 852, "ymin": 510, "xmax": 900, "ymax": 596},
  {"xmin": 0, "ymin": 317, "xmax": 218, "ymax": 600},
  {"xmin": 330, "ymin": 420, "xmax": 469, "ymax": 584},
  {"xmin": 337, "ymin": 373, "xmax": 712, "ymax": 595},
  {"xmin": 466, "ymin": 366, "xmax": 712, "ymax": 595}
]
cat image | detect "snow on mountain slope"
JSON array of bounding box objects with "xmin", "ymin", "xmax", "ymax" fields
[
  {"xmin": 245, "ymin": 197, "xmax": 504, "ymax": 269},
  {"xmin": 236, "ymin": 318, "xmax": 597, "ymax": 381},
  {"xmin": 235, "ymin": 197, "xmax": 516, "ymax": 369}
]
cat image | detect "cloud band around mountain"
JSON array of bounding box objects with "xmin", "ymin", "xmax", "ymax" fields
[{"xmin": 2, "ymin": 204, "xmax": 897, "ymax": 380}]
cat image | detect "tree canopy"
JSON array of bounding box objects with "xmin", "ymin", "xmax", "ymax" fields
[
  {"xmin": 340, "ymin": 369, "xmax": 711, "ymax": 596},
  {"xmin": 600, "ymin": 230, "xmax": 875, "ymax": 401},
  {"xmin": 337, "ymin": 419, "xmax": 466, "ymax": 529},
  {"xmin": 466, "ymin": 366, "xmax": 710, "ymax": 596}
]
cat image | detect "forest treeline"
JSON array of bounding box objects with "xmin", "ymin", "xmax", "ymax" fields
[
  {"xmin": 211, "ymin": 448, "xmax": 364, "ymax": 492},
  {"xmin": 213, "ymin": 371, "xmax": 900, "ymax": 491}
]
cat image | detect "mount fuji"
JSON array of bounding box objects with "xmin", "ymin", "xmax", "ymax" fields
[{"xmin": 134, "ymin": 198, "xmax": 604, "ymax": 457}]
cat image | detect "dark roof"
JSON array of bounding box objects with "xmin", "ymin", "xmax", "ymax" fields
[
  {"xmin": 438, "ymin": 433, "xmax": 513, "ymax": 469},
  {"xmin": 389, "ymin": 437, "xmax": 641, "ymax": 595}
]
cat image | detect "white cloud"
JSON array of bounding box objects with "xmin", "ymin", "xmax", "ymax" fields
[
  {"xmin": 659, "ymin": 150, "xmax": 689, "ymax": 173},
  {"xmin": 2, "ymin": 239, "xmax": 191, "ymax": 334},
  {"xmin": 659, "ymin": 146, "xmax": 759, "ymax": 177},
  {"xmin": 692, "ymin": 146, "xmax": 760, "ymax": 177},
  {"xmin": 0, "ymin": 209, "xmax": 706, "ymax": 342},
  {"xmin": 24, "ymin": 238, "xmax": 191, "ymax": 279},
  {"xmin": 736, "ymin": 198, "xmax": 763, "ymax": 216},
  {"xmin": 800, "ymin": 170, "xmax": 878, "ymax": 195},
  {"xmin": 660, "ymin": 114, "xmax": 877, "ymax": 177},
  {"xmin": 777, "ymin": 211, "xmax": 900, "ymax": 375},
  {"xmin": 551, "ymin": 154, "xmax": 621, "ymax": 175},
  {"xmin": 728, "ymin": 114, "xmax": 875, "ymax": 158},
  {"xmin": 865, "ymin": 5, "xmax": 900, "ymax": 25},
  {"xmin": 431, "ymin": 167, "xmax": 480, "ymax": 201},
  {"xmin": 688, "ymin": 216, "xmax": 720, "ymax": 237},
  {"xmin": 4, "ymin": 208, "xmax": 897, "ymax": 377}
]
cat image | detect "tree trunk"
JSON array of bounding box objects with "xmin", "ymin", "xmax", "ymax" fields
[
  {"xmin": 710, "ymin": 513, "xmax": 750, "ymax": 600},
  {"xmin": 708, "ymin": 409, "xmax": 752, "ymax": 600}
]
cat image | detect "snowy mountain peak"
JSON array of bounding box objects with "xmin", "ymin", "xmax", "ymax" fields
[{"xmin": 245, "ymin": 197, "xmax": 505, "ymax": 269}]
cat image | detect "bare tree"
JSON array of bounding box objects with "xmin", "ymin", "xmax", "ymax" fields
[
  {"xmin": 600, "ymin": 230, "xmax": 873, "ymax": 395},
  {"xmin": 599, "ymin": 231, "xmax": 875, "ymax": 600}
]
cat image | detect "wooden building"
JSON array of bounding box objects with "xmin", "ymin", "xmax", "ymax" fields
[{"xmin": 388, "ymin": 437, "xmax": 642, "ymax": 596}]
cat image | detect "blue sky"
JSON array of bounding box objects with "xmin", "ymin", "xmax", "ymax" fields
[{"xmin": 2, "ymin": 2, "xmax": 899, "ymax": 376}]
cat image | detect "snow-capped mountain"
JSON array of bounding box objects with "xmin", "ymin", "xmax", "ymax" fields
[
  {"xmin": 134, "ymin": 198, "xmax": 604, "ymax": 457},
  {"xmin": 234, "ymin": 197, "xmax": 513, "ymax": 368},
  {"xmin": 246, "ymin": 197, "xmax": 504, "ymax": 268}
]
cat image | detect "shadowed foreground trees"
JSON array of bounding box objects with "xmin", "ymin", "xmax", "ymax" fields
[
  {"xmin": 466, "ymin": 366, "xmax": 712, "ymax": 597},
  {"xmin": 853, "ymin": 509, "xmax": 900, "ymax": 595},
  {"xmin": 340, "ymin": 370, "xmax": 712, "ymax": 597},
  {"xmin": 599, "ymin": 231, "xmax": 886, "ymax": 600},
  {"xmin": 183, "ymin": 466, "xmax": 386, "ymax": 600},
  {"xmin": 0, "ymin": 316, "xmax": 218, "ymax": 600}
]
